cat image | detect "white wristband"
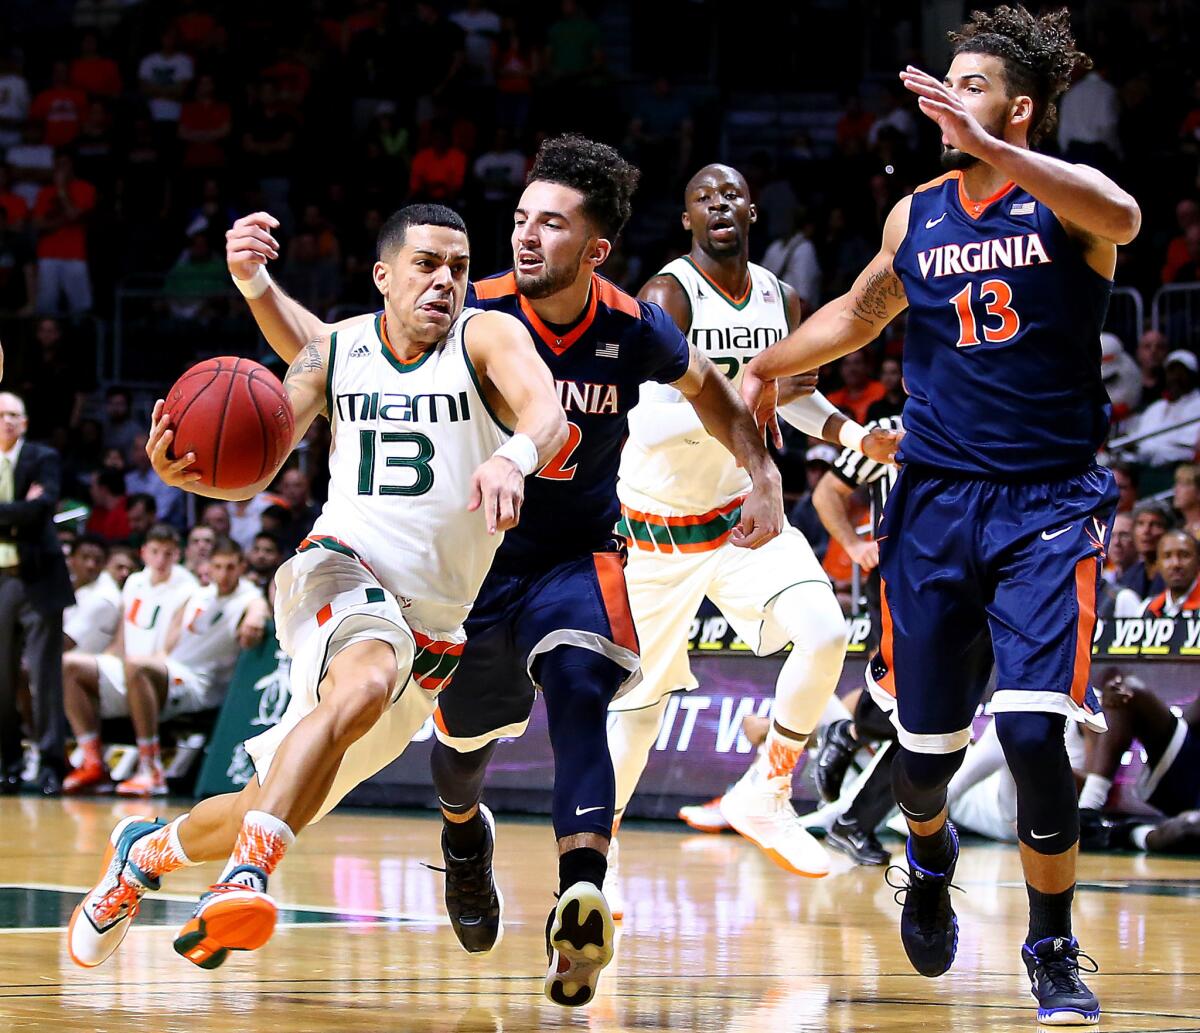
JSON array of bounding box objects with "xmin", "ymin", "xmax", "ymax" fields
[
  {"xmin": 231, "ymin": 265, "xmax": 272, "ymax": 300},
  {"xmin": 493, "ymin": 433, "xmax": 539, "ymax": 477},
  {"xmin": 838, "ymin": 420, "xmax": 868, "ymax": 453}
]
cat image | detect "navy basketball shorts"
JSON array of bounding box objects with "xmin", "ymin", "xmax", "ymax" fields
[
  {"xmin": 433, "ymin": 544, "xmax": 641, "ymax": 751},
  {"xmin": 866, "ymin": 463, "xmax": 1117, "ymax": 754}
]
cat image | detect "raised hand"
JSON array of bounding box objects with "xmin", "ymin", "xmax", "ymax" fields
[
  {"xmin": 899, "ymin": 66, "xmax": 992, "ymax": 159},
  {"xmin": 226, "ymin": 212, "xmax": 281, "ymax": 282}
]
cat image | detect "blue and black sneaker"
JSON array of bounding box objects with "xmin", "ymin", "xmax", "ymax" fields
[
  {"xmin": 1022, "ymin": 936, "xmax": 1100, "ymax": 1026},
  {"xmin": 885, "ymin": 822, "xmax": 960, "ymax": 977}
]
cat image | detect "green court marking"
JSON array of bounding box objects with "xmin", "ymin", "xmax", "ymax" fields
[
  {"xmin": 0, "ymin": 886, "xmax": 415, "ymax": 931},
  {"xmin": 996, "ymin": 878, "xmax": 1200, "ymax": 900}
]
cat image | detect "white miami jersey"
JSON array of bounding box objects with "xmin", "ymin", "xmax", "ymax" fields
[
  {"xmin": 619, "ymin": 257, "xmax": 790, "ymax": 514},
  {"xmin": 64, "ymin": 570, "xmax": 122, "ymax": 653},
  {"xmin": 121, "ymin": 565, "xmax": 198, "ymax": 656},
  {"xmin": 309, "ymin": 308, "xmax": 510, "ymax": 631},
  {"xmin": 170, "ymin": 577, "xmax": 262, "ymax": 693}
]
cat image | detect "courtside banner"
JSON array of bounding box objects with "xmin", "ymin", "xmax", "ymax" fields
[{"xmin": 194, "ymin": 624, "xmax": 292, "ymax": 797}]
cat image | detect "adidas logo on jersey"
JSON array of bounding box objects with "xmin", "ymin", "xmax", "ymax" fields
[
  {"xmin": 916, "ymin": 232, "xmax": 1051, "ymax": 280},
  {"xmin": 349, "ymin": 342, "xmax": 371, "ymax": 358}
]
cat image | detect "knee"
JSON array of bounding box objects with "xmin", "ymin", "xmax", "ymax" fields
[
  {"xmin": 894, "ymin": 747, "xmax": 965, "ymax": 797},
  {"xmin": 539, "ymin": 647, "xmax": 622, "ymax": 713},
  {"xmin": 994, "ymin": 712, "xmax": 1069, "ymax": 778},
  {"xmin": 781, "ymin": 590, "xmax": 847, "ymax": 664},
  {"xmin": 327, "ymin": 664, "xmax": 395, "ymax": 743}
]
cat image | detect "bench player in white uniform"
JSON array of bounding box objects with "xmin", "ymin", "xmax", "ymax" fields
[
  {"xmin": 68, "ymin": 204, "xmax": 567, "ymax": 973},
  {"xmin": 116, "ymin": 536, "xmax": 269, "ymax": 796},
  {"xmin": 62, "ymin": 535, "xmax": 125, "ymax": 653},
  {"xmin": 63, "ymin": 524, "xmax": 197, "ymax": 794},
  {"xmin": 608, "ymin": 165, "xmax": 900, "ymax": 892}
]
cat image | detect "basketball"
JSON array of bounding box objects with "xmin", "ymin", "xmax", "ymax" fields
[{"xmin": 163, "ymin": 356, "xmax": 295, "ymax": 491}]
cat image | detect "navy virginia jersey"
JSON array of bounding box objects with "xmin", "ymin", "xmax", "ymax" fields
[
  {"xmin": 891, "ymin": 170, "xmax": 1113, "ymax": 478},
  {"xmin": 469, "ymin": 271, "xmax": 691, "ymax": 570}
]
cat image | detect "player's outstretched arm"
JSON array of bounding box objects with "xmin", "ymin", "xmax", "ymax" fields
[
  {"xmin": 742, "ymin": 199, "xmax": 910, "ymax": 436},
  {"xmin": 899, "ymin": 66, "xmax": 1141, "ymax": 251},
  {"xmin": 147, "ymin": 337, "xmax": 331, "ymax": 502},
  {"xmin": 227, "ymin": 212, "xmax": 370, "ymax": 363},
  {"xmin": 672, "ymin": 347, "xmax": 784, "ymax": 549},
  {"xmin": 465, "ymin": 311, "xmax": 569, "ymax": 534}
]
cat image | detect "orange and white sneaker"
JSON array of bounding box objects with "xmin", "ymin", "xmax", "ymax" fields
[
  {"xmin": 719, "ymin": 765, "xmax": 830, "ymax": 878},
  {"xmin": 67, "ymin": 815, "xmax": 163, "ymax": 967},
  {"xmin": 116, "ymin": 767, "xmax": 167, "ymax": 797},
  {"xmin": 678, "ymin": 796, "xmax": 732, "ymax": 833},
  {"xmin": 63, "ymin": 761, "xmax": 114, "ymax": 795},
  {"xmin": 173, "ymin": 866, "xmax": 278, "ymax": 970}
]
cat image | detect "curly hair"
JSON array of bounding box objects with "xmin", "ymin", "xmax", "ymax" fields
[
  {"xmin": 950, "ymin": 5, "xmax": 1091, "ymax": 146},
  {"xmin": 526, "ymin": 134, "xmax": 641, "ymax": 240}
]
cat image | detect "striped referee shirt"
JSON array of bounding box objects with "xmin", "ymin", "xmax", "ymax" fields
[{"xmin": 829, "ymin": 415, "xmax": 902, "ymax": 534}]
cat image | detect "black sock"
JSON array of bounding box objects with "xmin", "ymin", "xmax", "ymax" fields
[
  {"xmin": 444, "ymin": 811, "xmax": 486, "ymax": 858},
  {"xmin": 559, "ymin": 846, "xmax": 607, "ymax": 896},
  {"xmin": 1026, "ymin": 884, "xmax": 1074, "ymax": 946},
  {"xmin": 909, "ymin": 821, "xmax": 956, "ymax": 873}
]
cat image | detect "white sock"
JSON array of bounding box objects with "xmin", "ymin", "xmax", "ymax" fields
[
  {"xmin": 1078, "ymin": 773, "xmax": 1113, "ymax": 811},
  {"xmin": 1130, "ymin": 824, "xmax": 1154, "ymax": 851},
  {"xmin": 219, "ymin": 810, "xmax": 296, "ymax": 882}
]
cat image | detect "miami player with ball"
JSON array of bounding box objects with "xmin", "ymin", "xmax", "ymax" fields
[{"xmin": 67, "ymin": 204, "xmax": 567, "ymax": 972}]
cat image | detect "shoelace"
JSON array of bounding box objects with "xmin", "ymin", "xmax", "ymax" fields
[
  {"xmin": 92, "ymin": 874, "xmax": 143, "ymax": 925},
  {"xmin": 422, "ymin": 858, "xmax": 495, "ymax": 914},
  {"xmin": 884, "ymin": 865, "xmax": 962, "ymax": 925},
  {"xmin": 1039, "ymin": 946, "xmax": 1100, "ymax": 994}
]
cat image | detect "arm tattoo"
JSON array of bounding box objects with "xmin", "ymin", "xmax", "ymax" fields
[
  {"xmin": 284, "ymin": 339, "xmax": 324, "ymax": 386},
  {"xmin": 850, "ymin": 269, "xmax": 905, "ymax": 326}
]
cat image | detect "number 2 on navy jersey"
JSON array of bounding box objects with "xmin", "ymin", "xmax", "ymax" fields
[
  {"xmin": 949, "ymin": 278, "xmax": 1021, "ymax": 347},
  {"xmin": 537, "ymin": 421, "xmax": 582, "ymax": 480}
]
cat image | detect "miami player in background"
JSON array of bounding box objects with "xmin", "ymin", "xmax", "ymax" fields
[
  {"xmin": 220, "ymin": 136, "xmax": 784, "ymax": 1007},
  {"xmin": 606, "ymin": 163, "xmax": 900, "ymax": 898},
  {"xmin": 741, "ymin": 6, "xmax": 1139, "ymax": 1025}
]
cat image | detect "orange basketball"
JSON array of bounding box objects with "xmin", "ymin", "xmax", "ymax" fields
[{"xmin": 163, "ymin": 357, "xmax": 295, "ymax": 491}]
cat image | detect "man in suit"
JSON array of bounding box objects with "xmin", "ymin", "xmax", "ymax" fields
[{"xmin": 0, "ymin": 391, "xmax": 74, "ymax": 794}]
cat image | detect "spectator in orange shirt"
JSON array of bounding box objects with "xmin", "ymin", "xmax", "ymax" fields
[
  {"xmin": 178, "ymin": 73, "xmax": 231, "ymax": 172},
  {"xmin": 409, "ymin": 123, "xmax": 466, "ymax": 203},
  {"xmin": 1162, "ymin": 199, "xmax": 1200, "ymax": 284},
  {"xmin": 85, "ymin": 468, "xmax": 130, "ymax": 543},
  {"xmin": 29, "ymin": 61, "xmax": 88, "ymax": 148},
  {"xmin": 33, "ymin": 154, "xmax": 96, "ymax": 314},
  {"xmin": 69, "ymin": 32, "xmax": 122, "ymax": 100},
  {"xmin": 827, "ymin": 350, "xmax": 885, "ymax": 424}
]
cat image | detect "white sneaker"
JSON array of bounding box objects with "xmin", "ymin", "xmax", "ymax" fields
[
  {"xmin": 719, "ymin": 766, "xmax": 830, "ymax": 878},
  {"xmin": 67, "ymin": 815, "xmax": 163, "ymax": 968},
  {"xmin": 678, "ymin": 795, "xmax": 732, "ymax": 833},
  {"xmin": 606, "ymin": 837, "xmax": 624, "ymax": 921}
]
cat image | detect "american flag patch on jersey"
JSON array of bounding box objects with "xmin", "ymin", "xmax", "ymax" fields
[
  {"xmin": 595, "ymin": 341, "xmax": 620, "ymax": 358},
  {"xmin": 1010, "ymin": 201, "xmax": 1037, "ymax": 216}
]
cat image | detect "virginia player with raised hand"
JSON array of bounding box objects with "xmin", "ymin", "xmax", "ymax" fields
[
  {"xmin": 741, "ymin": 6, "xmax": 1138, "ymax": 1025},
  {"xmin": 221, "ymin": 135, "xmax": 783, "ymax": 1008}
]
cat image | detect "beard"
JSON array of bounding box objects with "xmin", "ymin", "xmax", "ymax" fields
[
  {"xmin": 939, "ymin": 144, "xmax": 979, "ymax": 171},
  {"xmin": 515, "ymin": 261, "xmax": 578, "ymax": 299},
  {"xmin": 515, "ymin": 238, "xmax": 589, "ymax": 300},
  {"xmin": 940, "ymin": 110, "xmax": 1009, "ymax": 171}
]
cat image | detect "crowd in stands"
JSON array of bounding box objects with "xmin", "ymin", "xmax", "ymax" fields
[{"xmin": 0, "ymin": 0, "xmax": 1198, "ymax": 839}]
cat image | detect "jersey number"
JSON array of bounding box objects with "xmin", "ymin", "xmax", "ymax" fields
[
  {"xmin": 949, "ymin": 279, "xmax": 1020, "ymax": 347},
  {"xmin": 537, "ymin": 421, "xmax": 582, "ymax": 481},
  {"xmin": 712, "ymin": 357, "xmax": 740, "ymax": 380},
  {"xmin": 357, "ymin": 430, "xmax": 435, "ymax": 496}
]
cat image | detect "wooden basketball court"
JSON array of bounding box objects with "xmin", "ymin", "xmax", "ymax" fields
[{"xmin": 2, "ymin": 796, "xmax": 1197, "ymax": 1031}]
